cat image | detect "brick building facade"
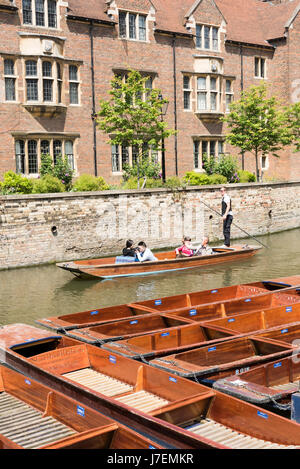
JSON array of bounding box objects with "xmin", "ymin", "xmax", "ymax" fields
[{"xmin": 0, "ymin": 0, "xmax": 300, "ymax": 183}]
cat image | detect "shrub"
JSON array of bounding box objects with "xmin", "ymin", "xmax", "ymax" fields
[
  {"xmin": 40, "ymin": 153, "xmax": 74, "ymax": 190},
  {"xmin": 0, "ymin": 171, "xmax": 34, "ymax": 194},
  {"xmin": 123, "ymin": 155, "xmax": 161, "ymax": 181},
  {"xmin": 165, "ymin": 176, "xmax": 185, "ymax": 189},
  {"xmin": 208, "ymin": 173, "xmax": 227, "ymax": 184},
  {"xmin": 32, "ymin": 175, "xmax": 65, "ymax": 193},
  {"xmin": 72, "ymin": 174, "xmax": 110, "ymax": 192},
  {"xmin": 215, "ymin": 155, "xmax": 239, "ymax": 182},
  {"xmin": 202, "ymin": 154, "xmax": 218, "ymax": 175},
  {"xmin": 145, "ymin": 178, "xmax": 164, "ymax": 188},
  {"xmin": 183, "ymin": 172, "xmax": 211, "ymax": 186},
  {"xmin": 238, "ymin": 170, "xmax": 256, "ymax": 183}
]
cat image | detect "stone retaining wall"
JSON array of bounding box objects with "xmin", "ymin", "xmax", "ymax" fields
[{"xmin": 0, "ymin": 182, "xmax": 300, "ymax": 269}]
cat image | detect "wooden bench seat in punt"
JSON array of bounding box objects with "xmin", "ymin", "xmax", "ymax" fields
[
  {"xmin": 35, "ymin": 278, "xmax": 300, "ymax": 333},
  {"xmin": 148, "ymin": 336, "xmax": 293, "ymax": 382},
  {"xmin": 63, "ymin": 314, "xmax": 196, "ymax": 344},
  {"xmin": 0, "ymin": 364, "xmax": 164, "ymax": 449},
  {"xmin": 213, "ymin": 353, "xmax": 300, "ymax": 407},
  {"xmin": 101, "ymin": 323, "xmax": 238, "ymax": 360}
]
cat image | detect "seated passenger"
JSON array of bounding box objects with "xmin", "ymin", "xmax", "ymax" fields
[
  {"xmin": 135, "ymin": 241, "xmax": 158, "ymax": 262},
  {"xmin": 194, "ymin": 236, "xmax": 213, "ymax": 256},
  {"xmin": 175, "ymin": 236, "xmax": 194, "ymax": 257},
  {"xmin": 122, "ymin": 239, "xmax": 137, "ymax": 257}
]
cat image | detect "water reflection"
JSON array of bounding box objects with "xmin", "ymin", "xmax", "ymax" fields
[{"xmin": 0, "ymin": 228, "xmax": 299, "ymax": 326}]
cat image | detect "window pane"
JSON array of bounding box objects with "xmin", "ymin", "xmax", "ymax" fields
[
  {"xmin": 261, "ymin": 59, "xmax": 265, "ymax": 78},
  {"xmin": 196, "ymin": 25, "xmax": 202, "ymax": 48},
  {"xmin": 210, "ymin": 77, "xmax": 217, "ymax": 91},
  {"xmin": 210, "ymin": 141, "xmax": 216, "ymax": 156},
  {"xmin": 65, "ymin": 140, "xmax": 74, "ymax": 170},
  {"xmin": 26, "ymin": 79, "xmax": 38, "ymax": 100},
  {"xmin": 226, "ymin": 79, "xmax": 232, "ymax": 93},
  {"xmin": 112, "ymin": 145, "xmax": 120, "ymax": 172},
  {"xmin": 202, "ymin": 141, "xmax": 208, "ymax": 157},
  {"xmin": 35, "ymin": 0, "xmax": 45, "ymax": 26},
  {"xmin": 119, "ymin": 11, "xmax": 127, "ymax": 38},
  {"xmin": 15, "ymin": 140, "xmax": 25, "ymax": 173},
  {"xmin": 218, "ymin": 141, "xmax": 224, "ymax": 156},
  {"xmin": 139, "ymin": 15, "xmax": 146, "ymax": 41},
  {"xmin": 121, "ymin": 145, "xmax": 129, "ymax": 167},
  {"xmin": 69, "ymin": 82, "xmax": 79, "ymax": 104},
  {"xmin": 48, "ymin": 0, "xmax": 57, "ymax": 27},
  {"xmin": 197, "ymin": 77, "xmax": 206, "ymax": 90},
  {"xmin": 4, "ymin": 59, "xmax": 14, "ymax": 75},
  {"xmin": 41, "ymin": 140, "xmax": 50, "ymax": 155},
  {"xmin": 129, "ymin": 13, "xmax": 136, "ymax": 39},
  {"xmin": 183, "ymin": 76, "xmax": 190, "ymax": 89},
  {"xmin": 255, "ymin": 57, "xmax": 259, "ymax": 77},
  {"xmin": 184, "ymin": 91, "xmax": 190, "ymax": 110},
  {"xmin": 22, "ymin": 0, "xmax": 32, "ymax": 24},
  {"xmin": 212, "ymin": 27, "xmax": 218, "ymax": 50},
  {"xmin": 28, "ymin": 140, "xmax": 38, "ymax": 173},
  {"xmin": 43, "ymin": 79, "xmax": 53, "ymax": 101},
  {"xmin": 5, "ymin": 78, "xmax": 16, "ymax": 101},
  {"xmin": 53, "ymin": 140, "xmax": 62, "ymax": 164},
  {"xmin": 193, "ymin": 141, "xmax": 199, "ymax": 169},
  {"xmin": 204, "ymin": 26, "xmax": 210, "ymax": 49},
  {"xmin": 210, "ymin": 92, "xmax": 217, "ymax": 110},
  {"xmin": 69, "ymin": 65, "xmax": 78, "ymax": 81},
  {"xmin": 197, "ymin": 92, "xmax": 206, "ymax": 110},
  {"xmin": 26, "ymin": 60, "xmax": 37, "ymax": 76},
  {"xmin": 42, "ymin": 61, "xmax": 52, "ymax": 77}
]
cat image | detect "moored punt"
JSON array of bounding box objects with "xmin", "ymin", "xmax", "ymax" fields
[
  {"xmin": 148, "ymin": 337, "xmax": 294, "ymax": 382},
  {"xmin": 0, "ymin": 364, "xmax": 164, "ymax": 449},
  {"xmin": 199, "ymin": 302, "xmax": 300, "ymax": 338},
  {"xmin": 1, "ymin": 324, "xmax": 300, "ymax": 449},
  {"xmin": 63, "ymin": 314, "xmax": 196, "ymax": 344},
  {"xmin": 213, "ymin": 354, "xmax": 300, "ymax": 408},
  {"xmin": 36, "ymin": 276, "xmax": 300, "ymax": 333},
  {"xmin": 101, "ymin": 323, "xmax": 238, "ymax": 360},
  {"xmin": 56, "ymin": 245, "xmax": 262, "ymax": 280}
]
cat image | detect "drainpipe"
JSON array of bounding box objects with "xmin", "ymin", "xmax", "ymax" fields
[
  {"xmin": 240, "ymin": 44, "xmax": 245, "ymax": 170},
  {"xmin": 172, "ymin": 34, "xmax": 178, "ymax": 176},
  {"xmin": 90, "ymin": 21, "xmax": 98, "ymax": 176}
]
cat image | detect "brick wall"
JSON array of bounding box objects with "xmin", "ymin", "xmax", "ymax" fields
[{"xmin": 0, "ymin": 182, "xmax": 299, "ymax": 269}]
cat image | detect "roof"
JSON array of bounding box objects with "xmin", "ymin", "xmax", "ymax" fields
[{"xmin": 67, "ymin": 0, "xmax": 115, "ymax": 24}]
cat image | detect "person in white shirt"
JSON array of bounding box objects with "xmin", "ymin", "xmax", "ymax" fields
[
  {"xmin": 135, "ymin": 241, "xmax": 158, "ymax": 262},
  {"xmin": 220, "ymin": 187, "xmax": 233, "ymax": 247}
]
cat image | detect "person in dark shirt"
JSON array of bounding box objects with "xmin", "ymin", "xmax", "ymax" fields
[
  {"xmin": 122, "ymin": 239, "xmax": 137, "ymax": 257},
  {"xmin": 220, "ymin": 187, "xmax": 233, "ymax": 247}
]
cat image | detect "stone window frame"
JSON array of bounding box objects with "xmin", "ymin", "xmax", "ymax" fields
[
  {"xmin": 195, "ymin": 24, "xmax": 220, "ymax": 52},
  {"xmin": 193, "ymin": 138, "xmax": 226, "ymax": 170},
  {"xmin": 183, "ymin": 75, "xmax": 192, "ymax": 111},
  {"xmin": 118, "ymin": 10, "xmax": 148, "ymax": 42},
  {"xmin": 3, "ymin": 58, "xmax": 17, "ymax": 102},
  {"xmin": 23, "ymin": 56, "xmax": 64, "ymax": 104},
  {"xmin": 22, "ymin": 0, "xmax": 58, "ymax": 29},
  {"xmin": 15, "ymin": 136, "xmax": 77, "ymax": 176},
  {"xmin": 254, "ymin": 56, "xmax": 267, "ymax": 79},
  {"xmin": 111, "ymin": 143, "xmax": 159, "ymax": 175},
  {"xmin": 225, "ymin": 78, "xmax": 234, "ymax": 113},
  {"xmin": 196, "ymin": 74, "xmax": 222, "ymax": 113},
  {"xmin": 114, "ymin": 71, "xmax": 154, "ymax": 104},
  {"xmin": 68, "ymin": 64, "xmax": 80, "ymax": 105}
]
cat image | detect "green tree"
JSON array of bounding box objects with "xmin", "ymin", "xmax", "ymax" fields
[
  {"xmin": 284, "ymin": 101, "xmax": 300, "ymax": 152},
  {"xmin": 222, "ymin": 83, "xmax": 292, "ymax": 181},
  {"xmin": 97, "ymin": 70, "xmax": 175, "ymax": 188}
]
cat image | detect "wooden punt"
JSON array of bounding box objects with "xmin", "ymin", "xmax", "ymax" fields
[
  {"xmin": 63, "ymin": 314, "xmax": 196, "ymax": 345},
  {"xmin": 1, "ymin": 324, "xmax": 300, "ymax": 449},
  {"xmin": 0, "ymin": 364, "xmax": 164, "ymax": 449},
  {"xmin": 213, "ymin": 354, "xmax": 300, "ymax": 407},
  {"xmin": 199, "ymin": 302, "xmax": 300, "ymax": 339},
  {"xmin": 56, "ymin": 244, "xmax": 261, "ymax": 280},
  {"xmin": 101, "ymin": 323, "xmax": 238, "ymax": 360},
  {"xmin": 148, "ymin": 336, "xmax": 293, "ymax": 382},
  {"xmin": 36, "ymin": 277, "xmax": 300, "ymax": 333}
]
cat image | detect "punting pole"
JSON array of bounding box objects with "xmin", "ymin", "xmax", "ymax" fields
[{"xmin": 199, "ymin": 199, "xmax": 269, "ymax": 249}]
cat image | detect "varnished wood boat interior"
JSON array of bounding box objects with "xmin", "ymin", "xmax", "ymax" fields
[
  {"xmin": 255, "ymin": 323, "xmax": 300, "ymax": 346},
  {"xmin": 148, "ymin": 337, "xmax": 293, "ymax": 379},
  {"xmin": 214, "ymin": 354, "xmax": 300, "ymax": 406},
  {"xmin": 19, "ymin": 341, "xmax": 212, "ymax": 416},
  {"xmin": 101, "ymin": 323, "xmax": 237, "ymax": 360},
  {"xmin": 0, "ymin": 365, "xmax": 163, "ymax": 449},
  {"xmin": 64, "ymin": 314, "xmax": 195, "ymax": 344},
  {"xmin": 154, "ymin": 389, "xmax": 300, "ymax": 448},
  {"xmin": 200, "ymin": 302, "xmax": 300, "ymax": 337}
]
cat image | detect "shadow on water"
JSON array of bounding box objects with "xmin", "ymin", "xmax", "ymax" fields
[{"xmin": 0, "ymin": 228, "xmax": 299, "ymax": 326}]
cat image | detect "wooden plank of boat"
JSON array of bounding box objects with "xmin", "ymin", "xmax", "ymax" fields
[
  {"xmin": 213, "ymin": 353, "xmax": 300, "ymax": 407},
  {"xmin": 35, "ymin": 278, "xmax": 300, "ymax": 333},
  {"xmin": 148, "ymin": 336, "xmax": 293, "ymax": 382},
  {"xmin": 101, "ymin": 323, "xmax": 239, "ymax": 360},
  {"xmin": 56, "ymin": 245, "xmax": 262, "ymax": 280},
  {"xmin": 64, "ymin": 314, "xmax": 196, "ymax": 344},
  {"xmin": 1, "ymin": 324, "xmax": 300, "ymax": 449},
  {"xmin": 0, "ymin": 363, "xmax": 164, "ymax": 449}
]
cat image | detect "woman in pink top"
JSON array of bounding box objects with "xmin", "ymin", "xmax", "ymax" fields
[{"xmin": 175, "ymin": 236, "xmax": 194, "ymax": 257}]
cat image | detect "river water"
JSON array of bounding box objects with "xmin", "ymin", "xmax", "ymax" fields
[{"xmin": 0, "ymin": 228, "xmax": 299, "ymax": 327}]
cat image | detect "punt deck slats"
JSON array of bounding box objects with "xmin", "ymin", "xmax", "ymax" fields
[
  {"xmin": 62, "ymin": 367, "xmax": 134, "ymax": 396},
  {"xmin": 115, "ymin": 390, "xmax": 169, "ymax": 413},
  {"xmin": 0, "ymin": 391, "xmax": 76, "ymax": 449},
  {"xmin": 185, "ymin": 419, "xmax": 298, "ymax": 449}
]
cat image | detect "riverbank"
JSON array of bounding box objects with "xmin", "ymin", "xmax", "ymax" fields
[{"xmin": 1, "ymin": 181, "xmax": 300, "ymax": 269}]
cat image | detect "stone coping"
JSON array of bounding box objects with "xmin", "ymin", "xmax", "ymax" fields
[{"xmin": 0, "ymin": 180, "xmax": 300, "ymax": 202}]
